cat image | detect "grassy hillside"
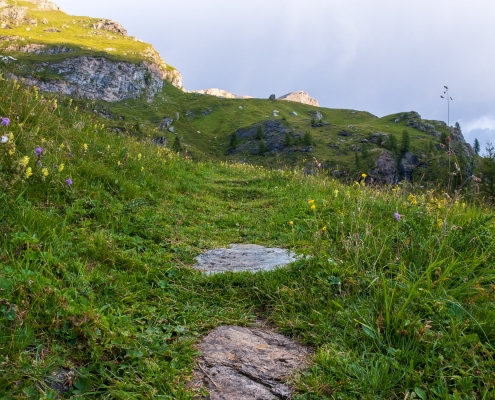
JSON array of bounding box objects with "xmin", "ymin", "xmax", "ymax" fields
[
  {"xmin": 1, "ymin": 1, "xmax": 471, "ymax": 181},
  {"xmin": 1, "ymin": 71, "xmax": 494, "ymax": 399},
  {"xmin": 0, "ymin": 0, "xmax": 177, "ymax": 70},
  {"xmin": 94, "ymin": 82, "xmax": 461, "ymax": 178}
]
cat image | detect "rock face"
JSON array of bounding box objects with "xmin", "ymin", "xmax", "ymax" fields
[
  {"xmin": 194, "ymin": 244, "xmax": 296, "ymax": 274},
  {"xmin": 4, "ymin": 43, "xmax": 73, "ymax": 54},
  {"xmin": 20, "ymin": 57, "xmax": 171, "ymax": 102},
  {"xmin": 370, "ymin": 150, "xmax": 398, "ymax": 184},
  {"xmin": 190, "ymin": 88, "xmax": 252, "ymax": 99},
  {"xmin": 91, "ymin": 19, "xmax": 127, "ymax": 35},
  {"xmin": 230, "ymin": 120, "xmax": 312, "ymax": 155},
  {"xmin": 399, "ymin": 152, "xmax": 420, "ymax": 181},
  {"xmin": 278, "ymin": 91, "xmax": 319, "ymax": 107},
  {"xmin": 189, "ymin": 326, "xmax": 310, "ymax": 399}
]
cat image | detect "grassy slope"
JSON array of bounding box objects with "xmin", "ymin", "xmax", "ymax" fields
[
  {"xmin": 1, "ymin": 72, "xmax": 494, "ymax": 399},
  {"xmin": 1, "ymin": 0, "xmax": 176, "ymax": 69},
  {"xmin": 103, "ymin": 83, "xmax": 453, "ymax": 174}
]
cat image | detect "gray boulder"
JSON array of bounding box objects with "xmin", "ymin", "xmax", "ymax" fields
[
  {"xmin": 159, "ymin": 117, "xmax": 173, "ymax": 130},
  {"xmin": 310, "ymin": 110, "xmax": 324, "ymax": 121},
  {"xmin": 370, "ymin": 150, "xmax": 398, "ymax": 184}
]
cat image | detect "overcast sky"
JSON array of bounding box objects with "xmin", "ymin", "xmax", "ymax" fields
[{"xmin": 55, "ymin": 0, "xmax": 495, "ymax": 148}]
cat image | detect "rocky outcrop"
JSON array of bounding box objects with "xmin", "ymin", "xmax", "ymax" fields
[
  {"xmin": 311, "ymin": 110, "xmax": 324, "ymax": 121},
  {"xmin": 20, "ymin": 57, "xmax": 169, "ymax": 102},
  {"xmin": 91, "ymin": 19, "xmax": 127, "ymax": 35},
  {"xmin": 0, "ymin": 5, "xmax": 27, "ymax": 26},
  {"xmin": 189, "ymin": 88, "xmax": 252, "ymax": 99},
  {"xmin": 230, "ymin": 120, "xmax": 312, "ymax": 155},
  {"xmin": 399, "ymin": 151, "xmax": 421, "ymax": 181},
  {"xmin": 0, "ymin": 0, "xmax": 59, "ymax": 27},
  {"xmin": 370, "ymin": 150, "xmax": 398, "ymax": 184},
  {"xmin": 24, "ymin": 0, "xmax": 61, "ymax": 11},
  {"xmin": 4, "ymin": 43, "xmax": 73, "ymax": 54},
  {"xmin": 278, "ymin": 91, "xmax": 319, "ymax": 107},
  {"xmin": 1, "ymin": 0, "xmax": 183, "ymax": 98}
]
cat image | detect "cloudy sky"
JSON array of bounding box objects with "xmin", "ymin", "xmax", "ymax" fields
[{"xmin": 55, "ymin": 0, "xmax": 495, "ymax": 148}]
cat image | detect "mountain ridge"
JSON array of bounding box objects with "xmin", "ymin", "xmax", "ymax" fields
[{"xmin": 0, "ymin": 0, "xmax": 477, "ymax": 186}]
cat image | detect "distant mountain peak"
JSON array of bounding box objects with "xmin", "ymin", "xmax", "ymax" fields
[{"xmin": 277, "ymin": 91, "xmax": 319, "ymax": 107}]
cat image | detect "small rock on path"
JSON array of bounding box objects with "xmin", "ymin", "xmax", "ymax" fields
[
  {"xmin": 194, "ymin": 244, "xmax": 296, "ymax": 274},
  {"xmin": 189, "ymin": 326, "xmax": 310, "ymax": 399}
]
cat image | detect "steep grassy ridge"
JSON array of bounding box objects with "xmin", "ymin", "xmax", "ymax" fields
[
  {"xmin": 1, "ymin": 0, "xmax": 177, "ymax": 71},
  {"xmin": 1, "ymin": 72, "xmax": 494, "ymax": 399}
]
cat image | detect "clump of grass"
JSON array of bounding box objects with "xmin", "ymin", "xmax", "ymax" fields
[{"xmin": 0, "ymin": 73, "xmax": 494, "ymax": 399}]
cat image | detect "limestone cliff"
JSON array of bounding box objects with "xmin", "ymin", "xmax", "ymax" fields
[
  {"xmin": 0, "ymin": 0, "xmax": 183, "ymax": 101},
  {"xmin": 278, "ymin": 91, "xmax": 319, "ymax": 107},
  {"xmin": 19, "ymin": 57, "xmax": 172, "ymax": 102}
]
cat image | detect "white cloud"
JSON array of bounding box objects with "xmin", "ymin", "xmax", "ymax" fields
[
  {"xmin": 459, "ymin": 115, "xmax": 495, "ymax": 148},
  {"xmin": 462, "ymin": 115, "xmax": 495, "ymax": 133}
]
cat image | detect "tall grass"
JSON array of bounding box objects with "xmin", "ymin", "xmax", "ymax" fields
[{"xmin": 0, "ymin": 74, "xmax": 494, "ymax": 399}]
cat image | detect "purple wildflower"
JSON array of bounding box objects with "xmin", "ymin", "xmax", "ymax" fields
[
  {"xmin": 35, "ymin": 146, "xmax": 43, "ymax": 157},
  {"xmin": 1, "ymin": 117, "xmax": 10, "ymax": 127},
  {"xmin": 394, "ymin": 212, "xmax": 401, "ymax": 221},
  {"xmin": 66, "ymin": 178, "xmax": 73, "ymax": 186}
]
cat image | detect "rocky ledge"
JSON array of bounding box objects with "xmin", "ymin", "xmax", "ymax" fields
[{"xmin": 19, "ymin": 56, "xmax": 180, "ymax": 102}]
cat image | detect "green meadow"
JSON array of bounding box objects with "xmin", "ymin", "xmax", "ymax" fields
[{"xmin": 0, "ymin": 73, "xmax": 494, "ymax": 399}]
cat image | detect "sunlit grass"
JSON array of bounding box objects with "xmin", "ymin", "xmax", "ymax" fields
[{"xmin": 0, "ymin": 74, "xmax": 494, "ymax": 399}]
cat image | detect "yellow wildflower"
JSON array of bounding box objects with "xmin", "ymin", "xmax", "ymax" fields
[
  {"xmin": 289, "ymin": 221, "xmax": 294, "ymax": 226},
  {"xmin": 322, "ymin": 226, "xmax": 327, "ymax": 231},
  {"xmin": 311, "ymin": 204, "xmax": 316, "ymax": 211},
  {"xmin": 58, "ymin": 163, "xmax": 64, "ymax": 172},
  {"xmin": 137, "ymin": 153, "xmax": 142, "ymax": 160},
  {"xmin": 408, "ymin": 194, "xmax": 418, "ymax": 205},
  {"xmin": 308, "ymin": 199, "xmax": 315, "ymax": 204},
  {"xmin": 20, "ymin": 156, "xmax": 30, "ymax": 166},
  {"xmin": 334, "ymin": 189, "xmax": 339, "ymax": 197},
  {"xmin": 41, "ymin": 168, "xmax": 49, "ymax": 177},
  {"xmin": 83, "ymin": 143, "xmax": 88, "ymax": 151},
  {"xmin": 25, "ymin": 167, "xmax": 33, "ymax": 178},
  {"xmin": 362, "ymin": 173, "xmax": 367, "ymax": 178},
  {"xmin": 117, "ymin": 161, "xmax": 121, "ymax": 166},
  {"xmin": 437, "ymin": 219, "xmax": 443, "ymax": 228}
]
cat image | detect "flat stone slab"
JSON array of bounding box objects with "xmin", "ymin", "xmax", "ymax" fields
[
  {"xmin": 194, "ymin": 244, "xmax": 296, "ymax": 274},
  {"xmin": 189, "ymin": 326, "xmax": 310, "ymax": 399}
]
